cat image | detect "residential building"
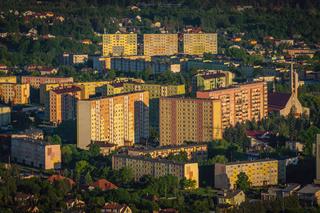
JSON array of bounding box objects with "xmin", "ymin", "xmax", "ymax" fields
[
  {"xmin": 11, "ymin": 137, "xmax": 61, "ymax": 170},
  {"xmin": 101, "ymin": 202, "xmax": 132, "ymax": 213},
  {"xmin": 61, "ymin": 53, "xmax": 88, "ymax": 65},
  {"xmin": 297, "ymin": 184, "xmax": 320, "ymax": 206},
  {"xmin": 192, "ymin": 70, "xmax": 234, "ymax": 92},
  {"xmin": 159, "ymin": 97, "xmax": 222, "ymax": 146},
  {"xmin": 102, "ymin": 33, "xmax": 137, "ymax": 56},
  {"xmin": 112, "ymin": 154, "xmax": 199, "ymax": 188},
  {"xmin": 128, "ymin": 143, "xmax": 207, "ymax": 160},
  {"xmin": 123, "ymin": 83, "xmax": 185, "ymax": 130},
  {"xmin": 0, "ymin": 83, "xmax": 30, "ymax": 105},
  {"xmin": 197, "ymin": 81, "xmax": 268, "ymax": 129},
  {"xmin": 89, "ymin": 179, "xmax": 118, "ymax": 191},
  {"xmin": 21, "ymin": 76, "xmax": 73, "ymax": 88},
  {"xmin": 0, "ymin": 105, "xmax": 11, "ymax": 126},
  {"xmin": 77, "ymin": 91, "xmax": 149, "ymax": 149},
  {"xmin": 183, "ymin": 33, "xmax": 218, "ymax": 55},
  {"xmin": 214, "ymin": 159, "xmax": 282, "ymax": 189},
  {"xmin": 47, "ymin": 86, "xmax": 81, "ymax": 124},
  {"xmin": 0, "ymin": 76, "xmax": 17, "ymax": 83},
  {"xmin": 261, "ymin": 183, "xmax": 301, "ymax": 201},
  {"xmin": 285, "ymin": 48, "xmax": 316, "ymax": 58},
  {"xmin": 268, "ymin": 64, "xmax": 309, "ymax": 117},
  {"xmin": 143, "ymin": 34, "xmax": 178, "ymax": 56},
  {"xmin": 315, "ymin": 134, "xmax": 320, "ymax": 184},
  {"xmin": 216, "ymin": 190, "xmax": 246, "ymax": 206}
]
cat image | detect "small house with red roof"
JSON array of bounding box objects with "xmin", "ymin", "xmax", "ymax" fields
[
  {"xmin": 47, "ymin": 174, "xmax": 76, "ymax": 187},
  {"xmin": 101, "ymin": 202, "xmax": 131, "ymax": 213},
  {"xmin": 89, "ymin": 179, "xmax": 118, "ymax": 191}
]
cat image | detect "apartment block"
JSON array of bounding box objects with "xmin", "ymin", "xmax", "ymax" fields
[
  {"xmin": 77, "ymin": 91, "xmax": 149, "ymax": 149},
  {"xmin": 159, "ymin": 97, "xmax": 222, "ymax": 146},
  {"xmin": 11, "ymin": 137, "xmax": 61, "ymax": 170},
  {"xmin": 144, "ymin": 34, "xmax": 178, "ymax": 56},
  {"xmin": 0, "ymin": 83, "xmax": 30, "ymax": 105},
  {"xmin": 184, "ymin": 33, "xmax": 218, "ymax": 55},
  {"xmin": 21, "ymin": 76, "xmax": 74, "ymax": 88},
  {"xmin": 0, "ymin": 105, "xmax": 11, "ymax": 126},
  {"xmin": 128, "ymin": 143, "xmax": 207, "ymax": 160},
  {"xmin": 214, "ymin": 159, "xmax": 282, "ymax": 189},
  {"xmin": 112, "ymin": 154, "xmax": 199, "ymax": 188},
  {"xmin": 192, "ymin": 70, "xmax": 234, "ymax": 92},
  {"xmin": 0, "ymin": 76, "xmax": 17, "ymax": 83},
  {"xmin": 197, "ymin": 81, "xmax": 268, "ymax": 129},
  {"xmin": 47, "ymin": 86, "xmax": 81, "ymax": 124},
  {"xmin": 102, "ymin": 33, "xmax": 137, "ymax": 56},
  {"xmin": 123, "ymin": 83, "xmax": 185, "ymax": 130}
]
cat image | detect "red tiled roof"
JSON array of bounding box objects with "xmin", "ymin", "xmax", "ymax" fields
[
  {"xmin": 102, "ymin": 202, "xmax": 123, "ymax": 210},
  {"xmin": 246, "ymin": 130, "xmax": 267, "ymax": 138},
  {"xmin": 47, "ymin": 175, "xmax": 75, "ymax": 186},
  {"xmin": 268, "ymin": 92, "xmax": 291, "ymax": 111},
  {"xmin": 92, "ymin": 179, "xmax": 118, "ymax": 191},
  {"xmin": 52, "ymin": 86, "xmax": 81, "ymax": 94}
]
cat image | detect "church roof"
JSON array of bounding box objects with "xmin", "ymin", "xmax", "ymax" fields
[{"xmin": 268, "ymin": 92, "xmax": 292, "ymax": 111}]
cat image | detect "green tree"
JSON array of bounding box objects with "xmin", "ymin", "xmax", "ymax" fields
[{"xmin": 236, "ymin": 172, "xmax": 251, "ymax": 192}]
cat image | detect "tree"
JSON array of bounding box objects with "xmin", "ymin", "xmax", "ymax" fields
[
  {"xmin": 179, "ymin": 178, "xmax": 196, "ymax": 189},
  {"xmin": 236, "ymin": 172, "xmax": 251, "ymax": 192},
  {"xmin": 48, "ymin": 135, "xmax": 62, "ymax": 145}
]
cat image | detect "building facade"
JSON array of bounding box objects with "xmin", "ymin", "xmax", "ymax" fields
[
  {"xmin": 47, "ymin": 86, "xmax": 82, "ymax": 124},
  {"xmin": 0, "ymin": 76, "xmax": 17, "ymax": 83},
  {"xmin": 0, "ymin": 105, "xmax": 10, "ymax": 126},
  {"xmin": 112, "ymin": 154, "xmax": 199, "ymax": 188},
  {"xmin": 21, "ymin": 76, "xmax": 74, "ymax": 88},
  {"xmin": 197, "ymin": 81, "xmax": 268, "ymax": 129},
  {"xmin": 143, "ymin": 34, "xmax": 178, "ymax": 56},
  {"xmin": 183, "ymin": 33, "xmax": 218, "ymax": 55},
  {"xmin": 192, "ymin": 70, "xmax": 234, "ymax": 92},
  {"xmin": 159, "ymin": 97, "xmax": 222, "ymax": 146},
  {"xmin": 0, "ymin": 83, "xmax": 30, "ymax": 105},
  {"xmin": 11, "ymin": 137, "xmax": 61, "ymax": 170},
  {"xmin": 77, "ymin": 91, "xmax": 149, "ymax": 149},
  {"xmin": 214, "ymin": 159, "xmax": 281, "ymax": 189},
  {"xmin": 102, "ymin": 33, "xmax": 137, "ymax": 56}
]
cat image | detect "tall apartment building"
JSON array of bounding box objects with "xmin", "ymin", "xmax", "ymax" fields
[
  {"xmin": 197, "ymin": 81, "xmax": 268, "ymax": 129},
  {"xmin": 102, "ymin": 33, "xmax": 137, "ymax": 56},
  {"xmin": 144, "ymin": 34, "xmax": 178, "ymax": 56},
  {"xmin": 21, "ymin": 76, "xmax": 74, "ymax": 88},
  {"xmin": 77, "ymin": 91, "xmax": 149, "ymax": 149},
  {"xmin": 0, "ymin": 83, "xmax": 30, "ymax": 105},
  {"xmin": 0, "ymin": 76, "xmax": 17, "ymax": 83},
  {"xmin": 183, "ymin": 33, "xmax": 218, "ymax": 55},
  {"xmin": 112, "ymin": 154, "xmax": 199, "ymax": 188},
  {"xmin": 192, "ymin": 70, "xmax": 234, "ymax": 92},
  {"xmin": 123, "ymin": 83, "xmax": 185, "ymax": 130},
  {"xmin": 159, "ymin": 97, "xmax": 222, "ymax": 146},
  {"xmin": 46, "ymin": 86, "xmax": 81, "ymax": 124},
  {"xmin": 11, "ymin": 137, "xmax": 61, "ymax": 170},
  {"xmin": 214, "ymin": 159, "xmax": 283, "ymax": 189},
  {"xmin": 0, "ymin": 105, "xmax": 10, "ymax": 126}
]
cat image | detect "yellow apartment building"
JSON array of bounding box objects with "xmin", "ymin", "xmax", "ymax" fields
[
  {"xmin": 112, "ymin": 154, "xmax": 199, "ymax": 188},
  {"xmin": 159, "ymin": 97, "xmax": 222, "ymax": 146},
  {"xmin": 0, "ymin": 105, "xmax": 11, "ymax": 126},
  {"xmin": 77, "ymin": 91, "xmax": 149, "ymax": 149},
  {"xmin": 0, "ymin": 76, "xmax": 17, "ymax": 83},
  {"xmin": 192, "ymin": 70, "xmax": 234, "ymax": 91},
  {"xmin": 144, "ymin": 34, "xmax": 178, "ymax": 56},
  {"xmin": 214, "ymin": 159, "xmax": 280, "ymax": 189},
  {"xmin": 0, "ymin": 83, "xmax": 30, "ymax": 105},
  {"xmin": 47, "ymin": 86, "xmax": 82, "ymax": 124},
  {"xmin": 184, "ymin": 33, "xmax": 218, "ymax": 55},
  {"xmin": 197, "ymin": 81, "xmax": 268, "ymax": 129},
  {"xmin": 102, "ymin": 33, "xmax": 137, "ymax": 56}
]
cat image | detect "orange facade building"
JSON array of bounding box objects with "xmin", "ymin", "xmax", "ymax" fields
[
  {"xmin": 196, "ymin": 81, "xmax": 268, "ymax": 129},
  {"xmin": 77, "ymin": 91, "xmax": 149, "ymax": 149},
  {"xmin": 159, "ymin": 97, "xmax": 222, "ymax": 146},
  {"xmin": 21, "ymin": 76, "xmax": 74, "ymax": 88}
]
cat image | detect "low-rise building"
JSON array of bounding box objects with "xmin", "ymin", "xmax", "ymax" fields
[
  {"xmin": 297, "ymin": 184, "xmax": 320, "ymax": 206},
  {"xmin": 192, "ymin": 70, "xmax": 234, "ymax": 92},
  {"xmin": 21, "ymin": 76, "xmax": 74, "ymax": 88},
  {"xmin": 0, "ymin": 105, "xmax": 11, "ymax": 126},
  {"xmin": 0, "ymin": 76, "xmax": 17, "ymax": 83},
  {"xmin": 101, "ymin": 202, "xmax": 132, "ymax": 213},
  {"xmin": 0, "ymin": 83, "xmax": 30, "ymax": 105},
  {"xmin": 11, "ymin": 137, "xmax": 61, "ymax": 170},
  {"xmin": 214, "ymin": 159, "xmax": 283, "ymax": 189},
  {"xmin": 112, "ymin": 154, "xmax": 199, "ymax": 188},
  {"xmin": 128, "ymin": 143, "xmax": 207, "ymax": 160},
  {"xmin": 261, "ymin": 183, "xmax": 301, "ymax": 201},
  {"xmin": 216, "ymin": 190, "xmax": 246, "ymax": 206}
]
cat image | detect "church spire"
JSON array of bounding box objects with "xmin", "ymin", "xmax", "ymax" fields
[{"xmin": 290, "ymin": 62, "xmax": 298, "ymax": 96}]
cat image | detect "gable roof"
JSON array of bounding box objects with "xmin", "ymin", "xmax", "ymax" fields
[
  {"xmin": 91, "ymin": 179, "xmax": 118, "ymax": 191},
  {"xmin": 268, "ymin": 92, "xmax": 291, "ymax": 111},
  {"xmin": 47, "ymin": 174, "xmax": 75, "ymax": 186}
]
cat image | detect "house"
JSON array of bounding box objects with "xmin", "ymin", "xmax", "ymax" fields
[
  {"xmin": 261, "ymin": 183, "xmax": 301, "ymax": 201},
  {"xmin": 297, "ymin": 184, "xmax": 320, "ymax": 206},
  {"xmin": 216, "ymin": 190, "xmax": 246, "ymax": 207},
  {"xmin": 66, "ymin": 198, "xmax": 86, "ymax": 210},
  {"xmin": 89, "ymin": 179, "xmax": 118, "ymax": 191},
  {"xmin": 38, "ymin": 67, "xmax": 58, "ymax": 75},
  {"xmin": 101, "ymin": 202, "xmax": 132, "ymax": 213},
  {"xmin": 0, "ymin": 64, "xmax": 8, "ymax": 73},
  {"xmin": 268, "ymin": 64, "xmax": 309, "ymax": 117},
  {"xmin": 81, "ymin": 39, "xmax": 92, "ymax": 45},
  {"xmin": 47, "ymin": 174, "xmax": 76, "ymax": 187},
  {"xmin": 246, "ymin": 130, "xmax": 273, "ymax": 151},
  {"xmin": 285, "ymin": 141, "xmax": 304, "ymax": 152},
  {"xmin": 159, "ymin": 209, "xmax": 179, "ymax": 213}
]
